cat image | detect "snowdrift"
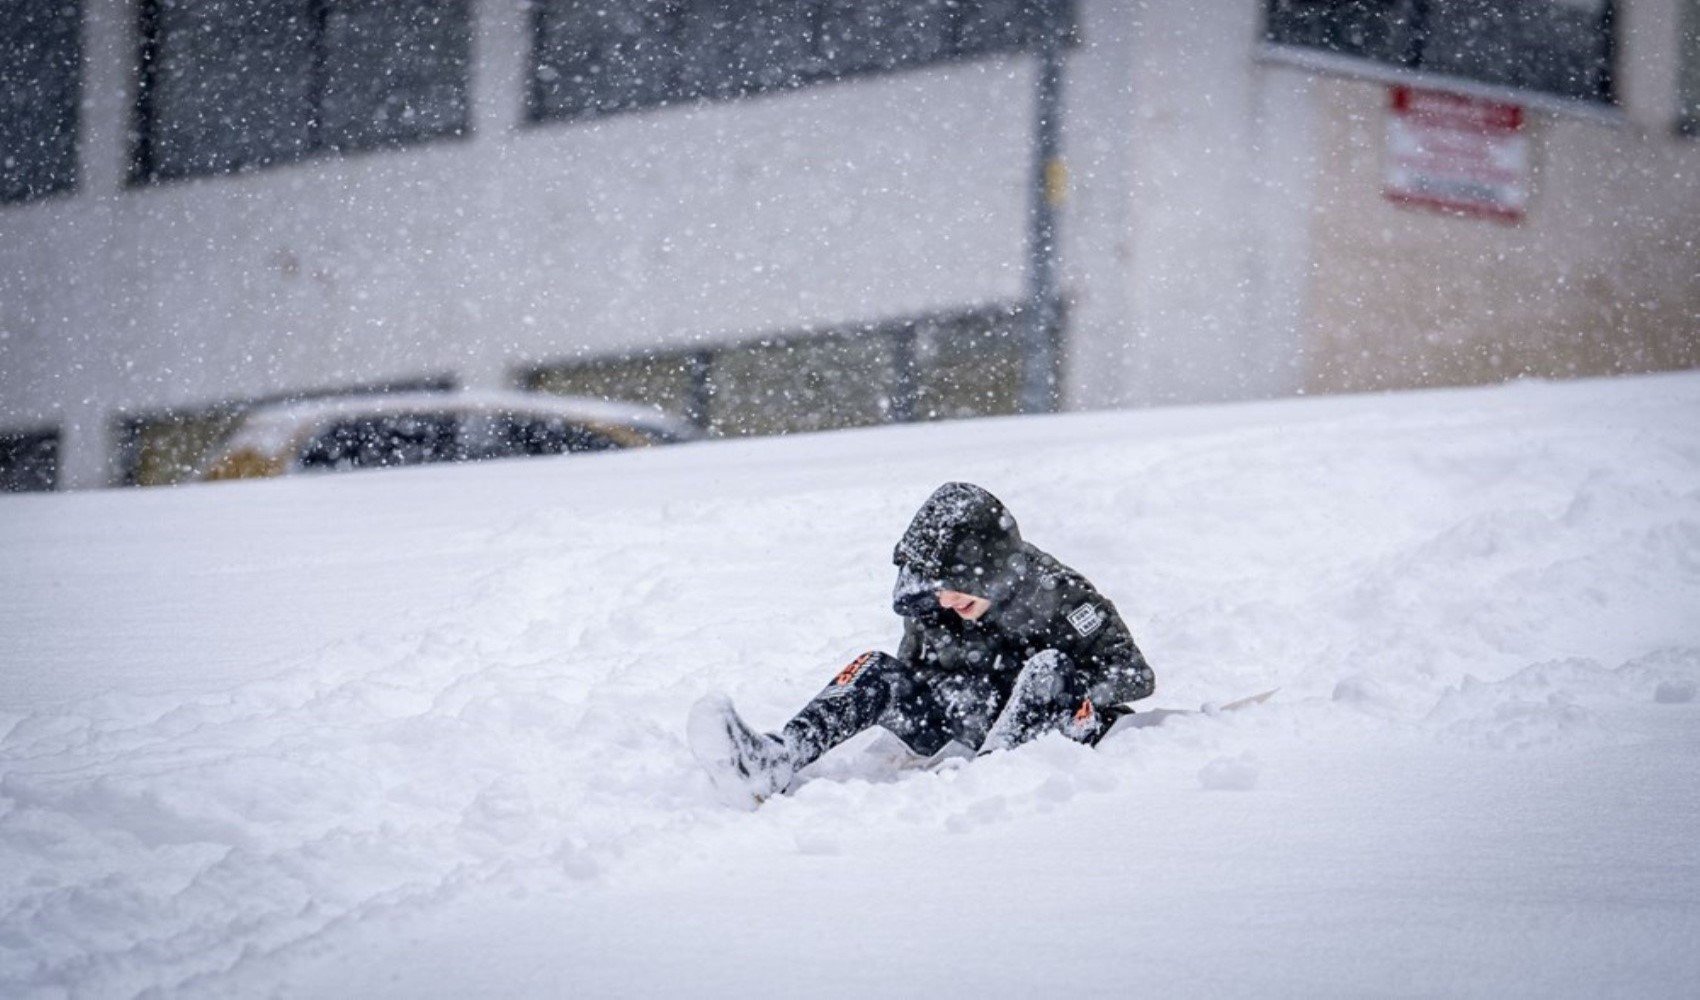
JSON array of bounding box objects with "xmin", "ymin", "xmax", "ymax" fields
[{"xmin": 2, "ymin": 373, "xmax": 1698, "ymax": 997}]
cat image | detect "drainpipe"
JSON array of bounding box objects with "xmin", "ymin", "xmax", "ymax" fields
[{"xmin": 1019, "ymin": 19, "xmax": 1066, "ymax": 416}]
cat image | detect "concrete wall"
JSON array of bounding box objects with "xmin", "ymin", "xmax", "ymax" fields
[{"xmin": 1299, "ymin": 0, "xmax": 1700, "ymax": 393}]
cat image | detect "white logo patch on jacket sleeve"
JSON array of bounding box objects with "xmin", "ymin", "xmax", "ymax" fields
[{"xmin": 1067, "ymin": 603, "xmax": 1105, "ymax": 638}]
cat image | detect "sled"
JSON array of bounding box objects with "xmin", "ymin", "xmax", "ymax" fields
[
  {"xmin": 1105, "ymin": 687, "xmax": 1279, "ymax": 735},
  {"xmin": 901, "ymin": 689, "xmax": 1281, "ymax": 771}
]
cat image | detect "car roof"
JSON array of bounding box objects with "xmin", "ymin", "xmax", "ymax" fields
[{"xmin": 221, "ymin": 389, "xmax": 699, "ymax": 454}]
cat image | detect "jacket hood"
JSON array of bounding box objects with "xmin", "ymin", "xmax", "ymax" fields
[{"xmin": 891, "ymin": 482, "xmax": 1026, "ymax": 618}]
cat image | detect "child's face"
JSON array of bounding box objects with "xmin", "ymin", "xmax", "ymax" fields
[{"xmin": 937, "ymin": 590, "xmax": 991, "ymax": 621}]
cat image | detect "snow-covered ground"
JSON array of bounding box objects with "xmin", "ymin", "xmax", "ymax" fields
[{"xmin": 2, "ymin": 372, "xmax": 1698, "ymax": 998}]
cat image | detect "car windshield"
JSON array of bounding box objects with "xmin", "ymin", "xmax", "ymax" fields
[
  {"xmin": 294, "ymin": 410, "xmax": 635, "ymax": 472},
  {"xmin": 496, "ymin": 414, "xmax": 621, "ymax": 456},
  {"xmin": 299, "ymin": 413, "xmax": 464, "ymax": 471}
]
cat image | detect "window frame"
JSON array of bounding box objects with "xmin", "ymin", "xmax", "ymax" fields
[{"xmin": 1259, "ymin": 0, "xmax": 1623, "ymax": 122}]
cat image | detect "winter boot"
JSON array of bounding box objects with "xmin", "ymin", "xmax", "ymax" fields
[{"xmin": 687, "ymin": 695, "xmax": 799, "ymax": 810}]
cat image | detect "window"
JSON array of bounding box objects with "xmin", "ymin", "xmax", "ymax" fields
[
  {"xmin": 912, "ymin": 309, "xmax": 1039, "ymax": 422},
  {"xmin": 0, "ymin": 429, "xmax": 59, "ymax": 492},
  {"xmin": 706, "ymin": 330, "xmax": 901, "ymax": 436},
  {"xmin": 120, "ymin": 408, "xmax": 247, "ymax": 486},
  {"xmin": 531, "ymin": 351, "xmax": 711, "ymax": 427},
  {"xmin": 530, "ymin": 0, "xmax": 1073, "ymax": 124},
  {"xmin": 133, "ymin": 0, "xmax": 471, "ymax": 183},
  {"xmin": 527, "ymin": 302, "xmax": 1050, "ymax": 437},
  {"xmin": 1264, "ymin": 1, "xmax": 1616, "ymax": 105},
  {"xmin": 1, "ymin": 0, "xmax": 80, "ymax": 204},
  {"xmin": 1682, "ymin": 0, "xmax": 1700, "ymax": 135}
]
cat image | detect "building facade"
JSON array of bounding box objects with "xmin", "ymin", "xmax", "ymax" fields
[{"xmin": 2, "ymin": 1, "xmax": 1697, "ymax": 489}]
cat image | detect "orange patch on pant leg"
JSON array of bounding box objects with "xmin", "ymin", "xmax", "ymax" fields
[{"xmin": 835, "ymin": 652, "xmax": 875, "ymax": 686}]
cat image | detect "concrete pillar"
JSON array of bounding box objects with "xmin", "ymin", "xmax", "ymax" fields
[
  {"xmin": 58, "ymin": 0, "xmax": 137, "ymax": 487},
  {"xmin": 1619, "ymin": 0, "xmax": 1684, "ymax": 127},
  {"xmin": 473, "ymin": 0, "xmax": 531, "ymax": 137},
  {"xmin": 56, "ymin": 409, "xmax": 117, "ymax": 489},
  {"xmin": 80, "ymin": 0, "xmax": 135, "ymax": 196},
  {"xmin": 460, "ymin": 0, "xmax": 534, "ymax": 393},
  {"xmin": 1244, "ymin": 63, "xmax": 1319, "ymax": 398}
]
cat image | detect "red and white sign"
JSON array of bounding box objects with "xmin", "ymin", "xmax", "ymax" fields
[{"xmin": 1384, "ymin": 85, "xmax": 1528, "ymax": 223}]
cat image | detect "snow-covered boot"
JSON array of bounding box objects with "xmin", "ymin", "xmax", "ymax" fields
[{"xmin": 687, "ymin": 695, "xmax": 799, "ymax": 810}]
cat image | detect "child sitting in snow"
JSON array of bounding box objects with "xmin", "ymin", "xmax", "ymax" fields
[{"xmin": 689, "ymin": 482, "xmax": 1155, "ymax": 806}]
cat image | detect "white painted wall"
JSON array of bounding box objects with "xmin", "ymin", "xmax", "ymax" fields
[
  {"xmin": 2, "ymin": 0, "xmax": 1043, "ymax": 486},
  {"xmin": 1060, "ymin": 0, "xmax": 1312, "ymax": 411}
]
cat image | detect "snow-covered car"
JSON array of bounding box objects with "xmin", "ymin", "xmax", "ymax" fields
[{"xmin": 197, "ymin": 390, "xmax": 698, "ymax": 481}]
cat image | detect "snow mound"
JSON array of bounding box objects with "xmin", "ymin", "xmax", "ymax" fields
[
  {"xmin": 3, "ymin": 373, "xmax": 1699, "ymax": 998},
  {"xmin": 1198, "ymin": 752, "xmax": 1260, "ymax": 791},
  {"xmin": 1655, "ymin": 680, "xmax": 1696, "ymax": 704},
  {"xmin": 1424, "ymin": 670, "xmax": 1603, "ymax": 750},
  {"xmin": 1420, "ymin": 650, "xmax": 1700, "ymax": 749}
]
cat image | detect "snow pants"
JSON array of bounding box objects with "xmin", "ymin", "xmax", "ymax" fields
[{"xmin": 780, "ymin": 650, "xmax": 1121, "ymax": 767}]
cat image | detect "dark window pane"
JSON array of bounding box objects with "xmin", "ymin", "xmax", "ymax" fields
[
  {"xmin": 143, "ymin": 0, "xmax": 317, "ymax": 179},
  {"xmin": 1265, "ymin": 0, "xmax": 1420, "ymax": 65},
  {"xmin": 676, "ymin": 0, "xmax": 818, "ymax": 100},
  {"xmin": 299, "ymin": 414, "xmax": 462, "ymax": 470},
  {"xmin": 953, "ymin": 0, "xmax": 1068, "ymax": 56},
  {"xmin": 531, "ymin": 0, "xmax": 1074, "ymax": 124},
  {"xmin": 321, "ymin": 0, "xmax": 471, "ymax": 151},
  {"xmin": 533, "ymin": 0, "xmax": 688, "ymax": 120},
  {"xmin": 817, "ymin": 0, "xmax": 954, "ymax": 75},
  {"xmin": 0, "ymin": 0, "xmax": 80, "ymax": 203},
  {"xmin": 136, "ymin": 0, "xmax": 471, "ymax": 181},
  {"xmin": 0, "ymin": 430, "xmax": 58, "ymax": 491},
  {"xmin": 674, "ymin": 0, "xmax": 746, "ymax": 100},
  {"xmin": 1265, "ymin": 0, "xmax": 1615, "ymax": 103},
  {"xmin": 1424, "ymin": 0, "xmax": 1613, "ymax": 102},
  {"xmin": 718, "ymin": 0, "xmax": 817, "ymax": 94}
]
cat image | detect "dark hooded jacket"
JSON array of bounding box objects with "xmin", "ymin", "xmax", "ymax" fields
[{"xmin": 890, "ymin": 483, "xmax": 1155, "ymax": 708}]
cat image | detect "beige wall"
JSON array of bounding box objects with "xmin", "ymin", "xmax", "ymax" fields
[{"xmin": 1301, "ymin": 66, "xmax": 1700, "ymax": 394}]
